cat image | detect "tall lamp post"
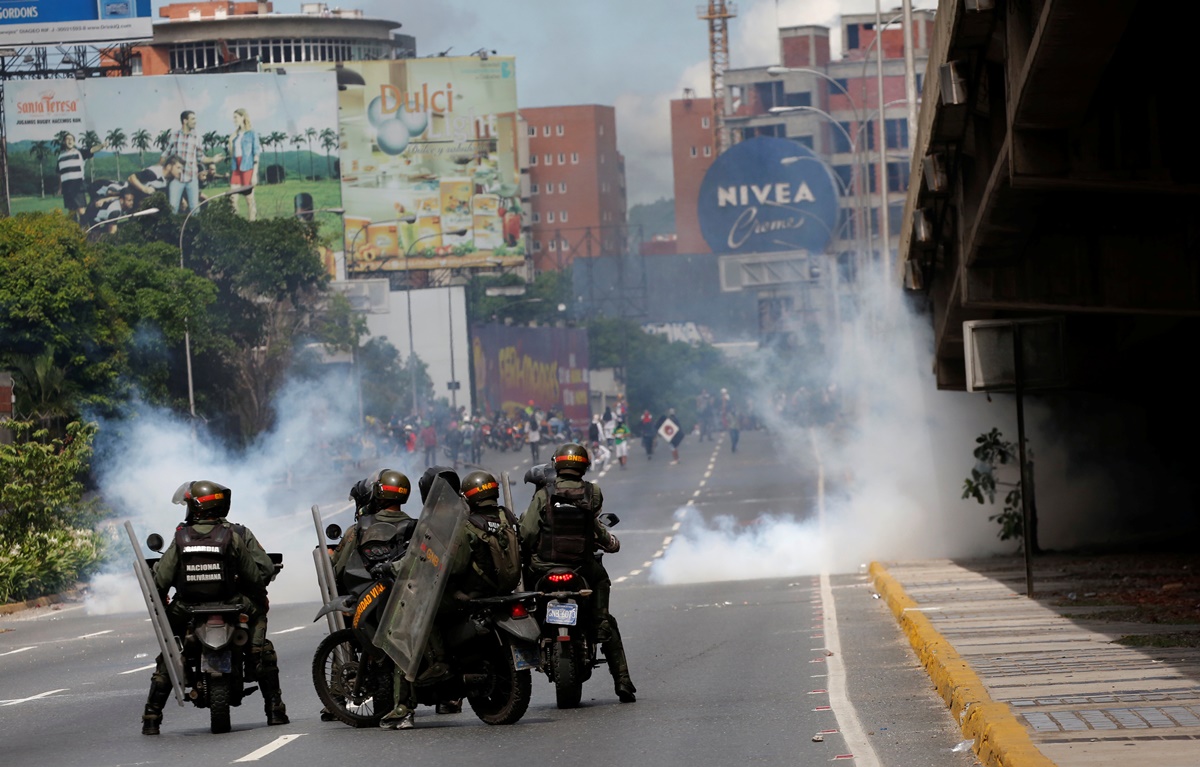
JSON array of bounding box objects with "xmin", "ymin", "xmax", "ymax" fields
[
  {"xmin": 178, "ymin": 186, "xmax": 251, "ymax": 419},
  {"xmin": 403, "ymin": 228, "xmax": 468, "ymax": 417},
  {"xmin": 84, "ymin": 207, "xmax": 159, "ymax": 237}
]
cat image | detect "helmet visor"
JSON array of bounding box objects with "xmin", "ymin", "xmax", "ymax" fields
[{"xmin": 171, "ymin": 481, "xmax": 192, "ymax": 506}]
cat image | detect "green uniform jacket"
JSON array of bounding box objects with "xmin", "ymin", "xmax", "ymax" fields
[
  {"xmin": 519, "ymin": 478, "xmax": 618, "ymax": 571},
  {"xmin": 448, "ymin": 503, "xmax": 518, "ymax": 598},
  {"xmin": 152, "ymin": 519, "xmax": 275, "ymax": 604},
  {"xmin": 331, "ymin": 507, "xmax": 415, "ymax": 579}
]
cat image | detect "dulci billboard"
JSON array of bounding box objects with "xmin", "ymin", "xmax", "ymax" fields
[
  {"xmin": 697, "ymin": 136, "xmax": 840, "ymax": 255},
  {"xmin": 0, "ymin": 0, "xmax": 152, "ymax": 46},
  {"xmin": 3, "ymin": 72, "xmax": 340, "ymax": 230},
  {"xmin": 472, "ymin": 325, "xmax": 590, "ymax": 428},
  {"xmin": 284, "ymin": 57, "xmax": 525, "ymax": 274}
]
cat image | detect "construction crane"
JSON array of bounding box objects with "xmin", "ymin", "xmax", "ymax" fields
[{"xmin": 697, "ymin": 1, "xmax": 736, "ymax": 155}]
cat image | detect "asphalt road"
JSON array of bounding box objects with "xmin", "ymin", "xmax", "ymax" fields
[{"xmin": 0, "ymin": 427, "xmax": 974, "ymax": 767}]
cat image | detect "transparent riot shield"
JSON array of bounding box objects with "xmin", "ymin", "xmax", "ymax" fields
[
  {"xmin": 123, "ymin": 520, "xmax": 186, "ymax": 706},
  {"xmin": 311, "ymin": 505, "xmax": 346, "ymax": 634},
  {"xmin": 501, "ymin": 471, "xmax": 514, "ymax": 513},
  {"xmin": 373, "ymin": 477, "xmax": 468, "ymax": 681}
]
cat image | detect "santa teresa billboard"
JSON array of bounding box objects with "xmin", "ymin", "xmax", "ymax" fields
[{"xmin": 697, "ymin": 137, "xmax": 839, "ymax": 255}]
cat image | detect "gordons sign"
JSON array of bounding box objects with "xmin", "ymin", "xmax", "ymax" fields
[{"xmin": 697, "ymin": 137, "xmax": 839, "ymax": 255}]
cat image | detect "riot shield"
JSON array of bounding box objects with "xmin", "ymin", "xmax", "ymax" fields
[
  {"xmin": 373, "ymin": 477, "xmax": 468, "ymax": 681},
  {"xmin": 311, "ymin": 505, "xmax": 345, "ymax": 634},
  {"xmin": 123, "ymin": 520, "xmax": 186, "ymax": 707},
  {"xmin": 501, "ymin": 471, "xmax": 514, "ymax": 513}
]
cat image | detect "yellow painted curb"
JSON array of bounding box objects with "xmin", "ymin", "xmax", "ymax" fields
[{"xmin": 870, "ymin": 562, "xmax": 1057, "ymax": 767}]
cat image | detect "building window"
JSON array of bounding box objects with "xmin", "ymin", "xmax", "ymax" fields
[
  {"xmin": 690, "ymin": 146, "xmax": 697, "ymax": 157},
  {"xmin": 560, "ymin": 239, "xmax": 569, "ymax": 251},
  {"xmin": 832, "ymin": 77, "xmax": 849, "ymax": 95},
  {"xmin": 701, "ymin": 116, "xmax": 710, "ymax": 129},
  {"xmin": 792, "ymin": 134, "xmax": 814, "ymax": 148},
  {"xmin": 885, "ymin": 118, "xmax": 909, "ymax": 150},
  {"xmin": 846, "ymin": 24, "xmax": 860, "ymax": 50},
  {"xmin": 531, "ymin": 183, "xmax": 539, "ymax": 194},
  {"xmin": 532, "ymin": 212, "xmax": 541, "ymax": 223},
  {"xmin": 558, "ymin": 153, "xmax": 565, "ymax": 164},
  {"xmin": 887, "ymin": 161, "xmax": 909, "ymax": 193},
  {"xmin": 916, "ymin": 73, "xmax": 924, "ymax": 93},
  {"xmin": 833, "ymin": 165, "xmax": 854, "ymax": 195},
  {"xmin": 599, "ymin": 124, "xmax": 605, "ymax": 136},
  {"xmin": 703, "ymin": 145, "xmax": 712, "ymax": 157},
  {"xmin": 549, "ymin": 239, "xmax": 557, "ymax": 251},
  {"xmin": 753, "ymin": 80, "xmax": 785, "ymax": 111},
  {"xmin": 561, "ymin": 210, "xmax": 568, "ymax": 222},
  {"xmin": 559, "ymin": 182, "xmax": 567, "ymax": 193},
  {"xmin": 545, "ymin": 183, "xmax": 554, "ymax": 195},
  {"xmin": 571, "ymin": 152, "xmax": 579, "ymax": 164},
  {"xmin": 837, "ymin": 207, "xmax": 855, "ymax": 239},
  {"xmin": 785, "ymin": 91, "xmax": 812, "ymax": 107},
  {"xmin": 531, "ymin": 155, "xmax": 538, "ymax": 166},
  {"xmin": 543, "ymin": 126, "xmax": 551, "ymax": 137},
  {"xmin": 528, "ymin": 126, "xmax": 537, "ymax": 137},
  {"xmin": 544, "ymin": 154, "xmax": 553, "ymax": 165},
  {"xmin": 834, "ymin": 122, "xmax": 854, "ymax": 153},
  {"xmin": 533, "ymin": 240, "xmax": 541, "ymax": 252},
  {"xmin": 556, "ymin": 124, "xmax": 564, "ymax": 136},
  {"xmin": 547, "ymin": 211, "xmax": 555, "ymax": 223}
]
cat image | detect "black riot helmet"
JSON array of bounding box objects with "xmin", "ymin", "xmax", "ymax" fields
[
  {"xmin": 553, "ymin": 442, "xmax": 591, "ymax": 478},
  {"xmin": 461, "ymin": 470, "xmax": 500, "ymax": 509},
  {"xmin": 372, "ymin": 469, "xmax": 411, "ymax": 505},
  {"xmin": 172, "ymin": 479, "xmax": 232, "ymax": 521},
  {"xmin": 419, "ymin": 465, "xmax": 461, "ymax": 504}
]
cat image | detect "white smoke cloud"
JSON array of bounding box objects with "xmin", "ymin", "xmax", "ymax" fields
[{"xmin": 85, "ymin": 370, "xmax": 426, "ymax": 615}]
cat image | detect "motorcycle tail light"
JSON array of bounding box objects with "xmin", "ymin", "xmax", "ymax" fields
[
  {"xmin": 547, "ymin": 573, "xmax": 574, "ymax": 583},
  {"xmin": 206, "ymin": 615, "xmax": 226, "ymax": 626},
  {"xmin": 239, "ymin": 614, "xmax": 249, "ymax": 624},
  {"xmin": 510, "ymin": 603, "xmax": 529, "ymax": 619}
]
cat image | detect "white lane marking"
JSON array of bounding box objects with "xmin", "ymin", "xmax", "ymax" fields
[
  {"xmin": 662, "ymin": 535, "xmax": 673, "ymax": 546},
  {"xmin": 672, "ymin": 520, "xmax": 682, "ymax": 530},
  {"xmin": 120, "ymin": 664, "xmax": 157, "ymax": 675},
  {"xmin": 703, "ymin": 470, "xmax": 712, "ymax": 479},
  {"xmin": 641, "ymin": 561, "xmax": 653, "ymax": 568},
  {"xmin": 652, "ymin": 550, "xmax": 664, "ymax": 558},
  {"xmin": 628, "ymin": 569, "xmax": 642, "ymax": 576},
  {"xmin": 614, "ymin": 576, "xmax": 628, "ymax": 584},
  {"xmin": 272, "ymin": 626, "xmax": 306, "ymax": 635},
  {"xmin": 232, "ymin": 734, "xmax": 304, "ymax": 763},
  {"xmin": 691, "ymin": 489, "xmax": 701, "ymax": 497},
  {"xmin": 0, "ymin": 646, "xmax": 35, "ymax": 657},
  {"xmin": 1, "ymin": 688, "xmax": 68, "ymax": 706},
  {"xmin": 77, "ymin": 630, "xmax": 113, "ymax": 639},
  {"xmin": 812, "ymin": 427, "xmax": 881, "ymax": 767}
]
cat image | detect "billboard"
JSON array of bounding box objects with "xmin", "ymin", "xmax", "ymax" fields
[
  {"xmin": 3, "ymin": 72, "xmax": 340, "ymax": 232},
  {"xmin": 697, "ymin": 137, "xmax": 840, "ymax": 255},
  {"xmin": 0, "ymin": 0, "xmax": 152, "ymax": 45},
  {"xmin": 321, "ymin": 58, "xmax": 525, "ymax": 274},
  {"xmin": 472, "ymin": 325, "xmax": 589, "ymax": 428}
]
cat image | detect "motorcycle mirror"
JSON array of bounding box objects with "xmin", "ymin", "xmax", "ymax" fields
[
  {"xmin": 598, "ymin": 512, "xmax": 620, "ymax": 528},
  {"xmin": 325, "ymin": 523, "xmax": 343, "ymax": 542},
  {"xmin": 146, "ymin": 533, "xmax": 164, "ymax": 553}
]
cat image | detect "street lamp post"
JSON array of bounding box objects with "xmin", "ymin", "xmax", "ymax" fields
[
  {"xmin": 178, "ymin": 186, "xmax": 251, "ymax": 419},
  {"xmin": 84, "ymin": 207, "xmax": 159, "ymax": 236},
  {"xmin": 402, "ymin": 228, "xmax": 468, "ymax": 418}
]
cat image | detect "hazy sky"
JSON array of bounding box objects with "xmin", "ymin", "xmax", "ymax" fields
[{"xmin": 152, "ymin": 0, "xmax": 938, "ymax": 205}]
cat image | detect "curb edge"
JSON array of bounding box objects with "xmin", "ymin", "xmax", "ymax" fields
[{"xmin": 869, "ymin": 561, "xmax": 1057, "ymax": 767}]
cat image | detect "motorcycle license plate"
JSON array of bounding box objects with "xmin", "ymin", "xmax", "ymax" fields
[
  {"xmin": 201, "ymin": 648, "xmax": 232, "ymax": 674},
  {"xmin": 545, "ymin": 602, "xmax": 578, "ymax": 626},
  {"xmin": 511, "ymin": 644, "xmax": 538, "ymax": 671}
]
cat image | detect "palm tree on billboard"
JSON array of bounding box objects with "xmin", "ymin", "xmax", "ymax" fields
[
  {"xmin": 131, "ymin": 128, "xmax": 151, "ymax": 166},
  {"xmin": 52, "ymin": 130, "xmax": 71, "ymax": 154},
  {"xmin": 80, "ymin": 130, "xmax": 102, "ymax": 181},
  {"xmin": 319, "ymin": 128, "xmax": 337, "ymax": 178},
  {"xmin": 29, "ymin": 141, "xmax": 52, "ymax": 198},
  {"xmin": 154, "ymin": 128, "xmax": 172, "ymax": 156},
  {"xmin": 305, "ymin": 127, "xmax": 317, "ymax": 178},
  {"xmin": 105, "ymin": 127, "xmax": 127, "ymax": 178},
  {"xmin": 267, "ymin": 131, "xmax": 287, "ymax": 178},
  {"xmin": 291, "ymin": 133, "xmax": 305, "ymax": 179}
]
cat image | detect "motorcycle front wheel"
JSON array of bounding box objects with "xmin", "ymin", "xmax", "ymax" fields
[
  {"xmin": 209, "ymin": 675, "xmax": 231, "ymax": 734},
  {"xmin": 312, "ymin": 628, "xmax": 393, "ymax": 728},
  {"xmin": 467, "ymin": 634, "xmax": 532, "ymax": 725},
  {"xmin": 551, "ymin": 640, "xmax": 583, "ymax": 709}
]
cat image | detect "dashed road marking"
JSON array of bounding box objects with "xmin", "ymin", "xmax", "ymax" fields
[
  {"xmin": 0, "ymin": 646, "xmax": 35, "ymax": 657},
  {"xmin": 232, "ymin": 734, "xmax": 304, "ymax": 763},
  {"xmin": 120, "ymin": 664, "xmax": 157, "ymax": 675},
  {"xmin": 614, "ymin": 576, "xmax": 628, "ymax": 584},
  {"xmin": 272, "ymin": 626, "xmax": 306, "ymax": 635},
  {"xmin": 77, "ymin": 630, "xmax": 113, "ymax": 639},
  {"xmin": 1, "ymin": 688, "xmax": 68, "ymax": 706},
  {"xmin": 652, "ymin": 550, "xmax": 664, "ymax": 558},
  {"xmin": 628, "ymin": 569, "xmax": 642, "ymax": 576},
  {"xmin": 641, "ymin": 561, "xmax": 652, "ymax": 568}
]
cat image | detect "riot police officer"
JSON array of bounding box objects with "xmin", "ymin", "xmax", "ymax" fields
[
  {"xmin": 332, "ymin": 469, "xmax": 416, "ymax": 586},
  {"xmin": 519, "ymin": 443, "xmax": 637, "ymax": 702},
  {"xmin": 141, "ymin": 480, "xmax": 288, "ymax": 734}
]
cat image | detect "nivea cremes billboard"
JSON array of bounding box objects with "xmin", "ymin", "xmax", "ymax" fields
[{"xmin": 698, "ymin": 137, "xmax": 839, "ymax": 255}]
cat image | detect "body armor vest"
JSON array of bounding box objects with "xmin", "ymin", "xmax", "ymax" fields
[
  {"xmin": 356, "ymin": 513, "xmax": 417, "ymax": 563},
  {"xmin": 538, "ymin": 481, "xmax": 595, "ymax": 566},
  {"xmin": 174, "ymin": 523, "xmax": 236, "ymax": 601}
]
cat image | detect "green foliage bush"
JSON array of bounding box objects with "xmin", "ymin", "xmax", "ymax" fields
[{"xmin": 0, "ymin": 527, "xmax": 106, "ymax": 604}]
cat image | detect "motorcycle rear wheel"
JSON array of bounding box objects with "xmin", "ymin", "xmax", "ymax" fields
[
  {"xmin": 467, "ymin": 635, "xmax": 532, "ymax": 725},
  {"xmin": 552, "ymin": 641, "xmax": 583, "ymax": 709},
  {"xmin": 209, "ymin": 675, "xmax": 231, "ymax": 734},
  {"xmin": 312, "ymin": 628, "xmax": 393, "ymax": 728}
]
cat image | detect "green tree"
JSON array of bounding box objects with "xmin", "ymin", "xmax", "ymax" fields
[
  {"xmin": 305, "ymin": 127, "xmax": 317, "ymax": 178},
  {"xmin": 962, "ymin": 428, "xmax": 1040, "ymax": 551},
  {"xmin": 105, "ymin": 127, "xmax": 127, "ymax": 177},
  {"xmin": 53, "ymin": 130, "xmax": 71, "ymax": 154},
  {"xmin": 267, "ymin": 131, "xmax": 288, "ymax": 178},
  {"xmin": 291, "ymin": 133, "xmax": 305, "ymax": 178},
  {"xmin": 130, "ymin": 128, "xmax": 152, "ymax": 166},
  {"xmin": 80, "ymin": 130, "xmax": 102, "ymax": 181},
  {"xmin": 319, "ymin": 127, "xmax": 337, "ymax": 178},
  {"xmin": 466, "ymin": 269, "xmax": 570, "ymax": 326},
  {"xmin": 28, "ymin": 140, "xmax": 52, "ymax": 198},
  {"xmin": 154, "ymin": 128, "xmax": 172, "ymax": 155}
]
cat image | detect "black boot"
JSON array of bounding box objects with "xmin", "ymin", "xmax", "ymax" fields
[
  {"xmin": 141, "ymin": 678, "xmax": 171, "ymax": 735},
  {"xmin": 258, "ymin": 669, "xmax": 290, "ymax": 726}
]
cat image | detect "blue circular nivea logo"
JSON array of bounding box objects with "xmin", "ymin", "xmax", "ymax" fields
[{"xmin": 698, "ymin": 137, "xmax": 840, "ymax": 255}]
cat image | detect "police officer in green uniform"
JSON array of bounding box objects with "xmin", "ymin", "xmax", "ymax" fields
[
  {"xmin": 520, "ymin": 443, "xmax": 637, "ymax": 702},
  {"xmin": 141, "ymin": 480, "xmax": 289, "ymax": 734},
  {"xmin": 332, "ymin": 469, "xmax": 416, "ymax": 585},
  {"xmin": 450, "ymin": 470, "xmax": 521, "ymax": 600}
]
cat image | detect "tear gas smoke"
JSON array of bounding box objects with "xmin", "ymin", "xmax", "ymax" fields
[{"xmin": 85, "ymin": 371, "xmax": 427, "ymax": 615}]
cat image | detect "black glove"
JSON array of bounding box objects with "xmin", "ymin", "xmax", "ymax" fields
[{"xmin": 369, "ymin": 561, "xmax": 392, "ymax": 580}]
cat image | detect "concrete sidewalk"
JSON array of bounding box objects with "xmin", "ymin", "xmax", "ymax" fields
[{"xmin": 871, "ymin": 558, "xmax": 1200, "ymax": 767}]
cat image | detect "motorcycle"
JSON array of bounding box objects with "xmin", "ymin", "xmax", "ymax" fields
[
  {"xmin": 139, "ymin": 530, "xmax": 283, "ymax": 734},
  {"xmin": 312, "ymin": 522, "xmax": 542, "ymax": 727}
]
